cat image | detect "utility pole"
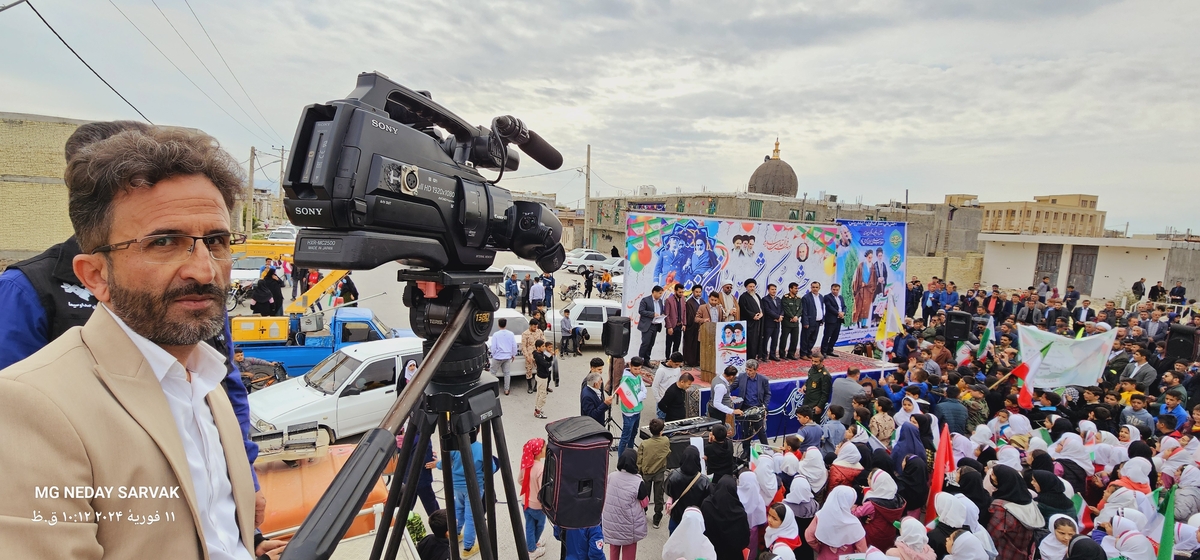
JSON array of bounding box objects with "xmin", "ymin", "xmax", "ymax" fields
[
  {"xmin": 584, "ymin": 144, "xmax": 591, "ymax": 248},
  {"xmin": 245, "ymin": 146, "xmax": 256, "ymax": 233},
  {"xmin": 278, "ymin": 147, "xmax": 287, "ymax": 224}
]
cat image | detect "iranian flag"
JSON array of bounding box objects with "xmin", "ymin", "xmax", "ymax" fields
[
  {"xmin": 976, "ymin": 316, "xmax": 994, "ymax": 359},
  {"xmin": 925, "ymin": 424, "xmax": 955, "ymax": 523},
  {"xmin": 1010, "ymin": 342, "xmax": 1052, "ymax": 409},
  {"xmin": 1159, "ymin": 487, "xmax": 1177, "ymax": 560},
  {"xmin": 955, "ymin": 342, "xmax": 973, "ymax": 368}
]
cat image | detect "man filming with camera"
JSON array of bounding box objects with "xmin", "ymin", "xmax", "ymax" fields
[{"xmin": 0, "ymin": 126, "xmax": 284, "ymax": 560}]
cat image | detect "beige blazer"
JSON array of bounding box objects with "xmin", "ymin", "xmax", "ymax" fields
[
  {"xmin": 0, "ymin": 308, "xmax": 255, "ymax": 560},
  {"xmin": 694, "ymin": 303, "xmax": 728, "ymax": 324}
]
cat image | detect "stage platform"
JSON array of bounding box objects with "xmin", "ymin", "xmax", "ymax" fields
[{"xmin": 691, "ymin": 351, "xmax": 897, "ymax": 440}]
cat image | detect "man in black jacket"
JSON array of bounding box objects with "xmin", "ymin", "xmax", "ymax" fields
[
  {"xmin": 799, "ymin": 281, "xmax": 824, "ymax": 359},
  {"xmin": 738, "ymin": 279, "xmax": 764, "ymax": 362},
  {"xmin": 820, "ymin": 284, "xmax": 847, "ymax": 357},
  {"xmin": 760, "ymin": 284, "xmax": 783, "ymax": 361},
  {"xmin": 580, "ymin": 362, "xmax": 612, "ymax": 426}
]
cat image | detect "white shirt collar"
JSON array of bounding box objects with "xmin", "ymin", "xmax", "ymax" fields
[{"xmin": 104, "ymin": 304, "xmax": 229, "ymax": 393}]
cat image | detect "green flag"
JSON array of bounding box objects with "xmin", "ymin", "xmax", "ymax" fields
[
  {"xmin": 976, "ymin": 315, "xmax": 994, "ymax": 359},
  {"xmin": 1158, "ymin": 487, "xmax": 1176, "ymax": 560}
]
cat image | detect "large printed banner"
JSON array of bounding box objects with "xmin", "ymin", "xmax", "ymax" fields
[
  {"xmin": 716, "ymin": 321, "xmax": 748, "ymax": 374},
  {"xmin": 835, "ymin": 221, "xmax": 907, "ymax": 346},
  {"xmin": 1017, "ymin": 325, "xmax": 1118, "ymax": 388},
  {"xmin": 624, "ymin": 213, "xmax": 840, "ymax": 360}
]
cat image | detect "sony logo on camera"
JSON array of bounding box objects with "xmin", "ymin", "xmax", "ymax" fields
[
  {"xmin": 294, "ymin": 207, "xmax": 323, "ymax": 216},
  {"xmin": 371, "ymin": 119, "xmax": 399, "ymax": 135}
]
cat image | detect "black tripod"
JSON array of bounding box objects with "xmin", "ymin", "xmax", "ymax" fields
[{"xmin": 281, "ymin": 271, "xmax": 530, "ymax": 560}]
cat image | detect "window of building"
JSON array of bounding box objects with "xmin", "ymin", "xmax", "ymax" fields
[
  {"xmin": 804, "ymin": 210, "xmax": 817, "ymax": 221},
  {"xmin": 1089, "ymin": 215, "xmax": 1095, "ymax": 223},
  {"xmin": 1051, "ymin": 199, "xmax": 1057, "ymax": 204},
  {"xmin": 676, "ymin": 199, "xmax": 685, "ymax": 213},
  {"xmin": 749, "ymin": 200, "xmax": 763, "ymax": 218},
  {"xmin": 788, "ymin": 209, "xmax": 800, "ymax": 221},
  {"xmin": 1036, "ymin": 211, "xmax": 1042, "ymax": 219},
  {"xmin": 1090, "ymin": 201, "xmax": 1096, "ymax": 208},
  {"xmin": 1054, "ymin": 212, "xmax": 1060, "ymax": 220},
  {"xmin": 1026, "ymin": 210, "xmax": 1031, "ymax": 217}
]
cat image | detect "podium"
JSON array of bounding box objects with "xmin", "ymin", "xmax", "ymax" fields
[{"xmin": 698, "ymin": 322, "xmax": 717, "ymax": 383}]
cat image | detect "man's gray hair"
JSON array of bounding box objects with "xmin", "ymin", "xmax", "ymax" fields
[
  {"xmin": 745, "ymin": 359, "xmax": 759, "ymax": 371},
  {"xmin": 584, "ymin": 373, "xmax": 603, "ymax": 388}
]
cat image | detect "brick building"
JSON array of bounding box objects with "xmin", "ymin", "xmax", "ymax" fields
[{"xmin": 0, "ymin": 112, "xmax": 87, "ymax": 260}]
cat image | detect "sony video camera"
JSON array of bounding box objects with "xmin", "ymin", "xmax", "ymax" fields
[{"xmin": 281, "ymin": 72, "xmax": 566, "ymax": 273}]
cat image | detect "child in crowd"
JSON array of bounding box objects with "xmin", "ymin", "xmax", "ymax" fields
[
  {"xmin": 1120, "ymin": 394, "xmax": 1154, "ymax": 432},
  {"xmin": 519, "ymin": 438, "xmax": 548, "ymax": 559},
  {"xmin": 416, "ymin": 509, "xmax": 450, "ymax": 560},
  {"xmin": 869, "ymin": 398, "xmax": 896, "ymax": 443},
  {"xmin": 704, "ymin": 424, "xmax": 736, "ymax": 484},
  {"xmin": 637, "ymin": 418, "xmax": 670, "ymax": 529}
]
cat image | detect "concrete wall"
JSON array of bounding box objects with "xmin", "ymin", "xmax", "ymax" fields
[
  {"xmin": 1093, "ymin": 246, "xmax": 1169, "ymax": 301},
  {"xmin": 1166, "ymin": 246, "xmax": 1200, "ymax": 301},
  {"xmin": 980, "ymin": 241, "xmax": 1041, "ymax": 292},
  {"xmin": 908, "ymin": 254, "xmax": 984, "ymax": 286},
  {"xmin": 0, "ymin": 113, "xmax": 88, "ymax": 259}
]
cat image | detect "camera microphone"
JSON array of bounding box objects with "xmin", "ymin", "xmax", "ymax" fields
[{"xmin": 494, "ymin": 116, "xmax": 564, "ymax": 170}]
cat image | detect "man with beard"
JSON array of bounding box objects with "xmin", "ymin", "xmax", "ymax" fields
[
  {"xmin": 0, "ymin": 127, "xmax": 284, "ymax": 559},
  {"xmin": 0, "ymin": 121, "xmax": 266, "ymax": 532}
]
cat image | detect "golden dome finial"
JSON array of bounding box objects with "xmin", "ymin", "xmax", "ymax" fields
[{"xmin": 772, "ymin": 138, "xmax": 780, "ymax": 160}]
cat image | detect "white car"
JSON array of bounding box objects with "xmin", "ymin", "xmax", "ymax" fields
[
  {"xmin": 594, "ymin": 257, "xmax": 627, "ymax": 276},
  {"xmin": 266, "ymin": 229, "xmax": 298, "ymax": 242},
  {"xmin": 552, "ymin": 298, "xmax": 623, "ymax": 346},
  {"xmin": 494, "ymin": 264, "xmax": 540, "ymax": 297},
  {"xmin": 564, "ymin": 252, "xmax": 611, "ymax": 275},
  {"xmin": 230, "ymin": 256, "xmax": 267, "ymax": 284},
  {"xmin": 249, "ymin": 338, "xmax": 426, "ymax": 441}
]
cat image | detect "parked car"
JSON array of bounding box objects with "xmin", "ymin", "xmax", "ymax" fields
[
  {"xmin": 594, "ymin": 257, "xmax": 627, "ymax": 276},
  {"xmin": 249, "ymin": 337, "xmax": 426, "ymax": 441},
  {"xmin": 267, "ymin": 229, "xmax": 298, "ymax": 242},
  {"xmin": 549, "ymin": 298, "xmax": 623, "ymax": 346},
  {"xmin": 564, "ymin": 251, "xmax": 610, "ymax": 275},
  {"xmin": 494, "ymin": 264, "xmax": 540, "ymax": 297},
  {"xmin": 231, "ymin": 256, "xmax": 267, "ymax": 284}
]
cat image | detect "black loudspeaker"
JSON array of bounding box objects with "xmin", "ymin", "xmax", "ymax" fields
[
  {"xmin": 602, "ymin": 316, "xmax": 631, "ymax": 357},
  {"xmin": 1166, "ymin": 324, "xmax": 1198, "ymax": 363},
  {"xmin": 945, "ymin": 311, "xmax": 972, "ymax": 345},
  {"xmin": 539, "ymin": 416, "xmax": 613, "ymax": 529}
]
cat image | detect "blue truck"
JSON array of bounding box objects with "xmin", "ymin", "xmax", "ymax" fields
[{"xmin": 237, "ymin": 308, "xmax": 413, "ymax": 379}]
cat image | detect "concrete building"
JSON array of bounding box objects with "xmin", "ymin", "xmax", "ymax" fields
[
  {"xmin": 0, "ymin": 112, "xmax": 88, "ymax": 261},
  {"xmin": 979, "ymin": 233, "xmax": 1200, "ymax": 301},
  {"xmin": 979, "ymin": 194, "xmax": 1107, "ymax": 237}
]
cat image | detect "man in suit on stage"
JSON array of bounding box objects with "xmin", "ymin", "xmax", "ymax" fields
[
  {"xmin": 738, "ymin": 279, "xmax": 764, "ymax": 362},
  {"xmin": 1073, "ymin": 299, "xmax": 1097, "ymax": 334},
  {"xmin": 637, "ymin": 285, "xmax": 666, "ymax": 362},
  {"xmin": 800, "ymin": 281, "xmax": 824, "ymax": 359},
  {"xmin": 821, "ymin": 283, "xmax": 848, "ymax": 357}
]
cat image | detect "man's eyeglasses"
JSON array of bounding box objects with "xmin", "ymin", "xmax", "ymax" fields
[{"xmin": 91, "ymin": 233, "xmax": 248, "ymax": 264}]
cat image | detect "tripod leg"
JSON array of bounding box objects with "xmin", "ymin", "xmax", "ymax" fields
[
  {"xmin": 458, "ymin": 432, "xmax": 497, "ymax": 560},
  {"xmin": 439, "ymin": 415, "xmax": 463, "ymax": 560},
  {"xmin": 381, "ymin": 413, "xmax": 437, "ymax": 560},
  {"xmin": 490, "ymin": 418, "xmax": 531, "ymax": 560},
  {"xmin": 482, "ymin": 421, "xmax": 498, "ymax": 557},
  {"xmin": 371, "ymin": 414, "xmax": 421, "ymax": 560}
]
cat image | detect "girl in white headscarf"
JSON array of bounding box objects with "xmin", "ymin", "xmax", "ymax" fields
[
  {"xmin": 661, "ymin": 506, "xmax": 718, "ymax": 560},
  {"xmin": 1117, "ymin": 424, "xmax": 1141, "ymax": 447},
  {"xmin": 970, "ymin": 425, "xmax": 995, "ymax": 450},
  {"xmin": 1167, "ymin": 522, "xmax": 1200, "ymax": 556},
  {"xmin": 755, "ymin": 454, "xmax": 781, "ymax": 505},
  {"xmin": 805, "ymin": 486, "xmax": 868, "ymax": 559},
  {"xmin": 1095, "ymin": 486, "xmax": 1140, "ymax": 525},
  {"xmin": 1156, "ymin": 437, "xmax": 1191, "ymax": 486},
  {"xmin": 738, "ymin": 471, "xmax": 768, "ymax": 528},
  {"xmin": 996, "ymin": 446, "xmax": 1022, "ymax": 470},
  {"xmin": 943, "ymin": 530, "xmax": 988, "ymax": 560},
  {"xmin": 798, "ymin": 447, "xmax": 828, "ymax": 494},
  {"xmin": 1038, "ymin": 515, "xmax": 1078, "ymax": 560},
  {"xmin": 1114, "ymin": 457, "xmax": 1153, "ymax": 494},
  {"xmin": 953, "ymin": 494, "xmax": 999, "ymax": 559},
  {"xmin": 828, "ymin": 441, "xmax": 863, "ymax": 490},
  {"xmin": 886, "ymin": 516, "xmax": 936, "ymax": 560},
  {"xmin": 894, "ymin": 396, "xmax": 919, "ymax": 428},
  {"xmin": 764, "ymin": 502, "xmax": 803, "ymax": 552},
  {"xmin": 1102, "ymin": 514, "xmax": 1155, "ymax": 560},
  {"xmin": 1077, "ymin": 420, "xmax": 1099, "ymax": 445},
  {"xmin": 951, "ymin": 433, "xmax": 977, "ymax": 465}
]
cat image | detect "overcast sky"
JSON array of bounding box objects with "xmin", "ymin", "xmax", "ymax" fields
[{"xmin": 3, "ymin": 0, "xmax": 1197, "ymax": 234}]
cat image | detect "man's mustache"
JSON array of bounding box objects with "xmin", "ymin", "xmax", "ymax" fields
[{"xmin": 162, "ymin": 282, "xmax": 225, "ymax": 302}]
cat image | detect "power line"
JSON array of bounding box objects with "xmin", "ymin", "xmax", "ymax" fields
[
  {"xmin": 148, "ymin": 1, "xmax": 277, "ymax": 144},
  {"xmin": 22, "ymin": 1, "xmax": 152, "ymax": 122},
  {"xmin": 181, "ymin": 0, "xmax": 284, "ymax": 143},
  {"xmin": 107, "ymin": 0, "xmax": 269, "ymax": 143},
  {"xmin": 590, "ymin": 170, "xmax": 635, "ymax": 193},
  {"xmin": 500, "ymin": 166, "xmax": 581, "ymax": 181}
]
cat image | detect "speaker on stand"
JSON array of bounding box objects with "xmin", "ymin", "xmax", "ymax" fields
[
  {"xmin": 945, "ymin": 310, "xmax": 972, "ymax": 347},
  {"xmin": 1166, "ymin": 323, "xmax": 1199, "ymax": 364},
  {"xmin": 601, "ymin": 316, "xmax": 631, "ymax": 447}
]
